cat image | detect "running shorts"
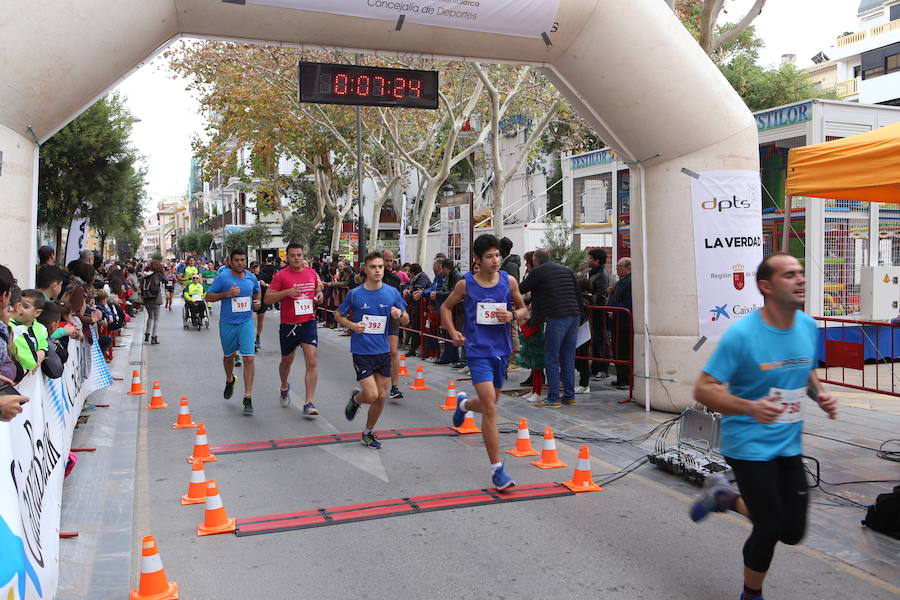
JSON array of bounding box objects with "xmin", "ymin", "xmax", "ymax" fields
[
  {"xmin": 388, "ymin": 316, "xmax": 400, "ymax": 336},
  {"xmin": 279, "ymin": 321, "xmax": 318, "ymax": 356},
  {"xmin": 219, "ymin": 320, "xmax": 256, "ymax": 357},
  {"xmin": 468, "ymin": 356, "xmax": 509, "ymax": 389},
  {"xmin": 353, "ymin": 352, "xmax": 392, "ymax": 380}
]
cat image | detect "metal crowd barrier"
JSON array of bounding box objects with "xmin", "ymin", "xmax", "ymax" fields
[{"xmin": 814, "ymin": 315, "xmax": 900, "ymax": 397}]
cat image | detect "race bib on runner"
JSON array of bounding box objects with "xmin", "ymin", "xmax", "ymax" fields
[
  {"xmin": 206, "ymin": 278, "xmax": 214, "ymax": 285},
  {"xmin": 768, "ymin": 387, "xmax": 806, "ymax": 424},
  {"xmin": 231, "ymin": 296, "xmax": 251, "ymax": 313},
  {"xmin": 476, "ymin": 302, "xmax": 506, "ymax": 325},
  {"xmin": 294, "ymin": 298, "xmax": 314, "ymax": 316},
  {"xmin": 191, "ymin": 294, "xmax": 202, "ymax": 302},
  {"xmin": 362, "ymin": 314, "xmax": 387, "ymax": 334}
]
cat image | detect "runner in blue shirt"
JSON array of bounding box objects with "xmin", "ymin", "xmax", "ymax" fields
[
  {"xmin": 206, "ymin": 249, "xmax": 261, "ymax": 415},
  {"xmin": 440, "ymin": 234, "xmax": 527, "ymax": 490},
  {"xmin": 336, "ymin": 251, "xmax": 409, "ymax": 449},
  {"xmin": 690, "ymin": 253, "xmax": 839, "ymax": 600}
]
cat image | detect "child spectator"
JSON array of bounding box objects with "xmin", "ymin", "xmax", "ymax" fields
[
  {"xmin": 93, "ymin": 290, "xmax": 115, "ymax": 354},
  {"xmin": 37, "ymin": 301, "xmax": 66, "ymax": 378},
  {"xmin": 10, "ymin": 289, "xmax": 48, "ymax": 373},
  {"xmin": 0, "ymin": 265, "xmax": 24, "ymax": 384}
]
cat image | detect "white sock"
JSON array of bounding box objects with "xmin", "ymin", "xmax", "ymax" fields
[
  {"xmin": 363, "ymin": 428, "xmax": 372, "ymax": 435},
  {"xmin": 491, "ymin": 462, "xmax": 502, "ymax": 472},
  {"xmin": 458, "ymin": 397, "xmax": 468, "ymax": 412}
]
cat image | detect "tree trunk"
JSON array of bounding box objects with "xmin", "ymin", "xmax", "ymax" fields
[
  {"xmin": 491, "ymin": 166, "xmax": 504, "ymax": 237},
  {"xmin": 370, "ymin": 197, "xmax": 383, "ymax": 247},
  {"xmin": 99, "ymin": 232, "xmax": 108, "ymax": 260},
  {"xmin": 415, "ymin": 183, "xmax": 440, "ymax": 265},
  {"xmin": 330, "ymin": 210, "xmax": 343, "ymax": 256},
  {"xmin": 55, "ymin": 227, "xmax": 63, "ymax": 263}
]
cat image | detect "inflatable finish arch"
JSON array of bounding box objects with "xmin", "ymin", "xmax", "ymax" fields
[{"xmin": 0, "ymin": 0, "xmax": 759, "ymax": 411}]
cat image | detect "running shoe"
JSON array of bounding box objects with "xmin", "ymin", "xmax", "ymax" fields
[
  {"xmin": 80, "ymin": 404, "xmax": 97, "ymax": 415},
  {"xmin": 345, "ymin": 389, "xmax": 361, "ymax": 421},
  {"xmin": 360, "ymin": 431, "xmax": 382, "ymax": 449},
  {"xmin": 739, "ymin": 594, "xmax": 765, "ymax": 600},
  {"xmin": 242, "ymin": 397, "xmax": 254, "ymax": 416},
  {"xmin": 521, "ymin": 392, "xmax": 539, "ymax": 403},
  {"xmin": 302, "ymin": 402, "xmax": 319, "ymax": 416},
  {"xmin": 255, "ymin": 338, "xmax": 261, "ymax": 352},
  {"xmin": 279, "ymin": 383, "xmax": 291, "ymax": 407},
  {"xmin": 224, "ymin": 375, "xmax": 238, "ymax": 400},
  {"xmin": 450, "ymin": 362, "xmax": 466, "ymax": 370},
  {"xmin": 690, "ymin": 473, "xmax": 738, "ymax": 522},
  {"xmin": 591, "ymin": 373, "xmax": 609, "ymax": 381},
  {"xmin": 574, "ymin": 385, "xmax": 591, "ymax": 395},
  {"xmin": 390, "ymin": 386, "xmax": 404, "ymax": 400},
  {"xmin": 452, "ymin": 392, "xmax": 468, "ymax": 427},
  {"xmin": 491, "ymin": 465, "xmax": 516, "ymax": 491},
  {"xmin": 235, "ymin": 355, "xmax": 243, "ymax": 367},
  {"xmin": 534, "ymin": 400, "xmax": 562, "ymax": 408}
]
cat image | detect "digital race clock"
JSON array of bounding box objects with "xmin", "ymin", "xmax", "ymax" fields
[{"xmin": 298, "ymin": 62, "xmax": 439, "ymax": 109}]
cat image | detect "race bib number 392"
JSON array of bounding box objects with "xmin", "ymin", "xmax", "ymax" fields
[{"xmin": 362, "ymin": 314, "xmax": 387, "ymax": 334}]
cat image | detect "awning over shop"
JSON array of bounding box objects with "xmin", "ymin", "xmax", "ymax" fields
[{"xmin": 785, "ymin": 121, "xmax": 900, "ymax": 203}]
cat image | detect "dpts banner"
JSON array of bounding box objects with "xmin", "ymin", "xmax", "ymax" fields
[
  {"xmin": 0, "ymin": 329, "xmax": 112, "ymax": 600},
  {"xmin": 691, "ymin": 171, "xmax": 764, "ymax": 343}
]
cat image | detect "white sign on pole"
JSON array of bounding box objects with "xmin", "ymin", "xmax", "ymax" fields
[
  {"xmin": 242, "ymin": 0, "xmax": 559, "ymax": 38},
  {"xmin": 691, "ymin": 171, "xmax": 764, "ymax": 343},
  {"xmin": 64, "ymin": 217, "xmax": 89, "ymax": 266},
  {"xmin": 399, "ymin": 193, "xmax": 407, "ymax": 263}
]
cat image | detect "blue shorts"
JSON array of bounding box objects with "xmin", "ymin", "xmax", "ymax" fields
[
  {"xmin": 219, "ymin": 320, "xmax": 256, "ymax": 357},
  {"xmin": 468, "ymin": 356, "xmax": 508, "ymax": 389},
  {"xmin": 353, "ymin": 353, "xmax": 392, "ymax": 380},
  {"xmin": 280, "ymin": 321, "xmax": 318, "ymax": 356}
]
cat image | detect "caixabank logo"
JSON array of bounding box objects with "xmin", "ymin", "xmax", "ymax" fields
[{"xmin": 0, "ymin": 516, "xmax": 42, "ymax": 599}]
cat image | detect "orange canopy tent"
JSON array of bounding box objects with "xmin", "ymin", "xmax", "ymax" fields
[{"xmin": 779, "ymin": 121, "xmax": 900, "ymax": 251}]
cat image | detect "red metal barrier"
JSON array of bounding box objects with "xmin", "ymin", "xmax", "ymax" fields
[
  {"xmin": 814, "ymin": 315, "xmax": 900, "ymax": 397},
  {"xmin": 576, "ymin": 305, "xmax": 634, "ymax": 401}
]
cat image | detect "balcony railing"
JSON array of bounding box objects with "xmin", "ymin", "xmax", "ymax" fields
[
  {"xmin": 836, "ymin": 78, "xmax": 859, "ymax": 98},
  {"xmin": 836, "ymin": 19, "xmax": 900, "ymax": 47},
  {"xmin": 200, "ymin": 209, "xmax": 234, "ymax": 231}
]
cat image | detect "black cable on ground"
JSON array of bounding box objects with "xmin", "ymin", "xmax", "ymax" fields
[{"xmin": 804, "ymin": 432, "xmax": 900, "ymax": 463}]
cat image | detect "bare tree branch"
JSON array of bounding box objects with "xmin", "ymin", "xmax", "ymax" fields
[{"xmin": 711, "ymin": 0, "xmax": 767, "ymax": 52}]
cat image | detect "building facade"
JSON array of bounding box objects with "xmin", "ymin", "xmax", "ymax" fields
[{"xmin": 830, "ymin": 1, "xmax": 900, "ymax": 104}]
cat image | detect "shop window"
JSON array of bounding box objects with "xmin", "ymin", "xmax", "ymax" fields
[
  {"xmin": 887, "ymin": 53, "xmax": 900, "ymax": 74},
  {"xmin": 574, "ymin": 173, "xmax": 612, "ymax": 225}
]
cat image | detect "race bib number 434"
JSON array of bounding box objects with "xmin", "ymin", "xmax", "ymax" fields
[
  {"xmin": 231, "ymin": 296, "xmax": 252, "ymax": 312},
  {"xmin": 476, "ymin": 302, "xmax": 506, "ymax": 325},
  {"xmin": 294, "ymin": 298, "xmax": 314, "ymax": 316},
  {"xmin": 362, "ymin": 314, "xmax": 387, "ymax": 334},
  {"xmin": 768, "ymin": 387, "xmax": 805, "ymax": 424}
]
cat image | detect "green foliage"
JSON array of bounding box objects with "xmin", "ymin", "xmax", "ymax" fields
[
  {"xmin": 244, "ymin": 222, "xmax": 273, "ymax": 250},
  {"xmin": 540, "ymin": 219, "xmax": 586, "ymax": 274},
  {"xmin": 280, "ymin": 213, "xmax": 314, "ymax": 248},
  {"xmin": 150, "ymin": 251, "xmax": 163, "ymax": 261},
  {"xmin": 177, "ymin": 231, "xmax": 198, "ymax": 254},
  {"xmin": 720, "ymin": 58, "xmax": 841, "ymax": 111},
  {"xmin": 194, "ymin": 231, "xmax": 214, "ymax": 255},
  {"xmin": 223, "ymin": 229, "xmax": 248, "ymax": 254}
]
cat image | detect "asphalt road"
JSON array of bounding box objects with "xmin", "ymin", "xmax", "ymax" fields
[{"xmin": 132, "ymin": 298, "xmax": 898, "ymax": 600}]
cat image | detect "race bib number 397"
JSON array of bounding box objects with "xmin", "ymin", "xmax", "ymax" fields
[{"xmin": 231, "ymin": 296, "xmax": 251, "ymax": 312}]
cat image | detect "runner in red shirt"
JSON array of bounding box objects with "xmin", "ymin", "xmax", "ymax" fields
[{"xmin": 265, "ymin": 243, "xmax": 323, "ymax": 415}]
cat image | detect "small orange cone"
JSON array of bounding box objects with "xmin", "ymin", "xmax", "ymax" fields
[
  {"xmin": 530, "ymin": 427, "xmax": 568, "ymax": 469},
  {"xmin": 409, "ymin": 364, "xmax": 431, "ymax": 390},
  {"xmin": 562, "ymin": 445, "xmax": 603, "ymax": 492},
  {"xmin": 187, "ymin": 424, "xmax": 217, "ymax": 464},
  {"xmin": 172, "ymin": 397, "xmax": 197, "ymax": 429},
  {"xmin": 181, "ymin": 461, "xmax": 207, "ymax": 505},
  {"xmin": 129, "ymin": 535, "xmax": 178, "ymax": 600},
  {"xmin": 453, "ymin": 410, "xmax": 482, "ymax": 434},
  {"xmin": 439, "ymin": 380, "xmax": 457, "ymax": 410},
  {"xmin": 145, "ymin": 381, "xmax": 167, "ymax": 410},
  {"xmin": 127, "ymin": 370, "xmax": 147, "ymax": 395},
  {"xmin": 398, "ymin": 353, "xmax": 411, "ymax": 377},
  {"xmin": 506, "ymin": 418, "xmax": 539, "ymax": 457},
  {"xmin": 197, "ymin": 479, "xmax": 236, "ymax": 536}
]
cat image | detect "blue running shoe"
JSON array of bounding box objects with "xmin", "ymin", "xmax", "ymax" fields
[
  {"xmin": 690, "ymin": 473, "xmax": 737, "ymax": 522},
  {"xmin": 303, "ymin": 402, "xmax": 319, "ymax": 416},
  {"xmin": 738, "ymin": 594, "xmax": 764, "ymax": 600},
  {"xmin": 345, "ymin": 389, "xmax": 361, "ymax": 421},
  {"xmin": 452, "ymin": 392, "xmax": 468, "ymax": 427},
  {"xmin": 492, "ymin": 465, "xmax": 516, "ymax": 491},
  {"xmin": 280, "ymin": 383, "xmax": 291, "ymax": 407},
  {"xmin": 360, "ymin": 431, "xmax": 382, "ymax": 449}
]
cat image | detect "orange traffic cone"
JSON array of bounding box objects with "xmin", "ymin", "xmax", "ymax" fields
[
  {"xmin": 129, "ymin": 536, "xmax": 178, "ymax": 600},
  {"xmin": 398, "ymin": 353, "xmax": 411, "ymax": 377},
  {"xmin": 506, "ymin": 417, "xmax": 539, "ymax": 457},
  {"xmin": 181, "ymin": 461, "xmax": 207, "ymax": 505},
  {"xmin": 145, "ymin": 381, "xmax": 167, "ymax": 410},
  {"xmin": 453, "ymin": 410, "xmax": 482, "ymax": 434},
  {"xmin": 530, "ymin": 427, "xmax": 568, "ymax": 469},
  {"xmin": 172, "ymin": 397, "xmax": 197, "ymax": 429},
  {"xmin": 409, "ymin": 364, "xmax": 431, "ymax": 390},
  {"xmin": 197, "ymin": 479, "xmax": 236, "ymax": 536},
  {"xmin": 562, "ymin": 445, "xmax": 603, "ymax": 492},
  {"xmin": 127, "ymin": 370, "xmax": 147, "ymax": 395},
  {"xmin": 439, "ymin": 380, "xmax": 457, "ymax": 410},
  {"xmin": 187, "ymin": 424, "xmax": 217, "ymax": 464}
]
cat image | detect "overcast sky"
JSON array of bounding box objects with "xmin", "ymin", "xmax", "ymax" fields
[{"xmin": 114, "ymin": 0, "xmax": 863, "ymax": 208}]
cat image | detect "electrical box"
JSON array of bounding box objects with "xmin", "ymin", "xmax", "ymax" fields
[{"xmin": 860, "ymin": 266, "xmax": 900, "ymax": 320}]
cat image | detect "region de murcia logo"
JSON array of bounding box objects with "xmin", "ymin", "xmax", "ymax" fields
[{"xmin": 733, "ymin": 263, "xmax": 745, "ymax": 290}]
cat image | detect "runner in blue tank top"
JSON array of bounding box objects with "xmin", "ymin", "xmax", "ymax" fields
[{"xmin": 441, "ymin": 234, "xmax": 527, "ymax": 490}]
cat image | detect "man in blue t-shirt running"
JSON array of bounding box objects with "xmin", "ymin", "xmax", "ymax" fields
[
  {"xmin": 336, "ymin": 251, "xmax": 409, "ymax": 449},
  {"xmin": 690, "ymin": 253, "xmax": 838, "ymax": 600},
  {"xmin": 205, "ymin": 248, "xmax": 261, "ymax": 415}
]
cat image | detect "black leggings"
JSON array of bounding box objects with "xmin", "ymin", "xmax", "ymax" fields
[{"xmin": 725, "ymin": 455, "xmax": 809, "ymax": 573}]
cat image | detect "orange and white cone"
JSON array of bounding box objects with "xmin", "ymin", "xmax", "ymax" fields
[
  {"xmin": 453, "ymin": 410, "xmax": 482, "ymax": 434},
  {"xmin": 197, "ymin": 479, "xmax": 236, "ymax": 536},
  {"xmin": 439, "ymin": 380, "xmax": 457, "ymax": 410},
  {"xmin": 409, "ymin": 364, "xmax": 431, "ymax": 390},
  {"xmin": 129, "ymin": 535, "xmax": 178, "ymax": 600},
  {"xmin": 127, "ymin": 369, "xmax": 147, "ymax": 395},
  {"xmin": 398, "ymin": 353, "xmax": 411, "ymax": 377},
  {"xmin": 506, "ymin": 417, "xmax": 539, "ymax": 457},
  {"xmin": 181, "ymin": 461, "xmax": 207, "ymax": 505},
  {"xmin": 530, "ymin": 427, "xmax": 568, "ymax": 469},
  {"xmin": 145, "ymin": 381, "xmax": 167, "ymax": 410},
  {"xmin": 562, "ymin": 445, "xmax": 603, "ymax": 492},
  {"xmin": 187, "ymin": 424, "xmax": 217, "ymax": 464},
  {"xmin": 171, "ymin": 397, "xmax": 197, "ymax": 429}
]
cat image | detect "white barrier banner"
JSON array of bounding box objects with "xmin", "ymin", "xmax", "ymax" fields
[
  {"xmin": 242, "ymin": 0, "xmax": 559, "ymax": 38},
  {"xmin": 1, "ymin": 328, "xmax": 112, "ymax": 600},
  {"xmin": 691, "ymin": 171, "xmax": 764, "ymax": 343},
  {"xmin": 64, "ymin": 218, "xmax": 89, "ymax": 267}
]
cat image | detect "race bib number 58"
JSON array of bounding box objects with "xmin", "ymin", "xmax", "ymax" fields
[{"xmin": 476, "ymin": 302, "xmax": 506, "ymax": 325}]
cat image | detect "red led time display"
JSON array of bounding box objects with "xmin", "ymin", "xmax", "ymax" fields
[{"xmin": 298, "ymin": 62, "xmax": 439, "ymax": 109}]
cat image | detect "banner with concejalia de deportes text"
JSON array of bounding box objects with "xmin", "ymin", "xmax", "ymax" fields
[
  {"xmin": 1, "ymin": 327, "xmax": 112, "ymax": 600},
  {"xmin": 691, "ymin": 171, "xmax": 764, "ymax": 344}
]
